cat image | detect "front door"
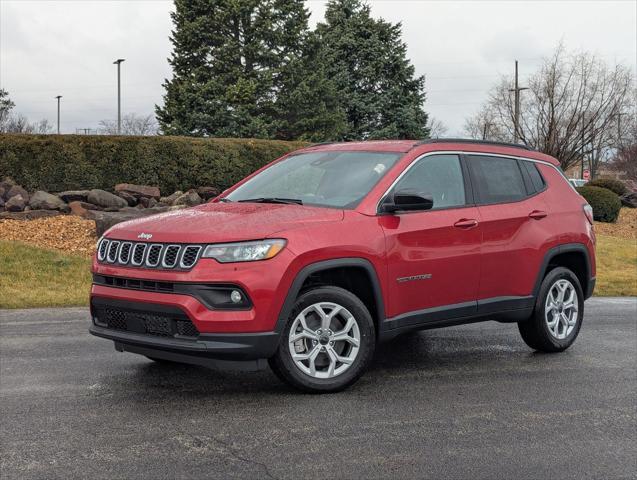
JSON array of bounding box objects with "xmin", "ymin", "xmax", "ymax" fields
[{"xmin": 380, "ymin": 153, "xmax": 482, "ymax": 324}]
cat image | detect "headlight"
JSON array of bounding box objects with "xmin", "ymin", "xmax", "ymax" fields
[{"xmin": 201, "ymin": 239, "xmax": 286, "ymax": 263}]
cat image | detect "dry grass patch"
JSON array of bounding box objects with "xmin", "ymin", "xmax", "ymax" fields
[
  {"xmin": 0, "ymin": 241, "xmax": 91, "ymax": 308},
  {"xmin": 595, "ymin": 235, "xmax": 637, "ymax": 296},
  {"xmin": 594, "ymin": 208, "xmax": 637, "ymax": 240}
]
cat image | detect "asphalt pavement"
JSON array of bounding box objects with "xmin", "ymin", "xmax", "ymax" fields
[{"xmin": 1, "ymin": 297, "xmax": 636, "ymax": 479}]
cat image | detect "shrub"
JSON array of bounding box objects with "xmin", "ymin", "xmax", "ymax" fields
[
  {"xmin": 0, "ymin": 134, "xmax": 308, "ymax": 194},
  {"xmin": 576, "ymin": 186, "xmax": 622, "ymax": 223},
  {"xmin": 587, "ymin": 177, "xmax": 628, "ymax": 196}
]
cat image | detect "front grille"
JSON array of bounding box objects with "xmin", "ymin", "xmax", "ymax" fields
[
  {"xmin": 97, "ymin": 239, "xmax": 204, "ymax": 271},
  {"xmin": 95, "ymin": 306, "xmax": 199, "ymax": 339},
  {"xmin": 162, "ymin": 245, "xmax": 181, "ymax": 268},
  {"xmin": 146, "ymin": 244, "xmax": 163, "ymax": 267}
]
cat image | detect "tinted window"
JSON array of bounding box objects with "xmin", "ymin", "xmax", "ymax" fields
[
  {"xmin": 522, "ymin": 161, "xmax": 546, "ymax": 192},
  {"xmin": 468, "ymin": 155, "xmax": 527, "ymax": 204},
  {"xmin": 393, "ymin": 154, "xmax": 466, "ymax": 209}
]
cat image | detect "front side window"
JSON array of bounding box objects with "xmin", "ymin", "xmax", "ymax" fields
[
  {"xmin": 468, "ymin": 155, "xmax": 527, "ymax": 204},
  {"xmin": 391, "ymin": 154, "xmax": 466, "ymax": 210},
  {"xmin": 225, "ymin": 151, "xmax": 401, "ymax": 209}
]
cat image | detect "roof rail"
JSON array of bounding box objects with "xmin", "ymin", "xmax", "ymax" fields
[{"xmin": 417, "ymin": 138, "xmax": 534, "ymax": 151}]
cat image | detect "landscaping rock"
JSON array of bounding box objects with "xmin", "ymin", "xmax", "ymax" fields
[
  {"xmin": 87, "ymin": 189, "xmax": 128, "ymax": 209},
  {"xmin": 0, "ymin": 186, "xmax": 5, "ymax": 201},
  {"xmin": 89, "ymin": 206, "xmax": 171, "ymax": 236},
  {"xmin": 0, "ymin": 178, "xmax": 15, "ymax": 194},
  {"xmin": 159, "ymin": 191, "xmax": 183, "ymax": 206},
  {"xmin": 115, "ymin": 183, "xmax": 160, "ymax": 200},
  {"xmin": 5, "ymin": 194, "xmax": 26, "ymax": 212},
  {"xmin": 620, "ymin": 192, "xmax": 637, "ymax": 208},
  {"xmin": 173, "ymin": 190, "xmax": 202, "ymax": 207},
  {"xmin": 117, "ymin": 191, "xmax": 138, "ymax": 207},
  {"xmin": 0, "ymin": 197, "xmax": 4, "ymax": 209},
  {"xmin": 0, "ymin": 209, "xmax": 61, "ymax": 220},
  {"xmin": 57, "ymin": 190, "xmax": 90, "ymax": 203},
  {"xmin": 68, "ymin": 201, "xmax": 100, "ymax": 218},
  {"xmin": 197, "ymin": 186, "xmax": 220, "ymax": 201},
  {"xmin": 6, "ymin": 185, "xmax": 29, "ymax": 203},
  {"xmin": 29, "ymin": 191, "xmax": 68, "ymax": 211}
]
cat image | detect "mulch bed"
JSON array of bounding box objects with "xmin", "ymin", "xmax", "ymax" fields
[
  {"xmin": 0, "ymin": 216, "xmax": 97, "ymax": 256},
  {"xmin": 595, "ymin": 208, "xmax": 637, "ymax": 240}
]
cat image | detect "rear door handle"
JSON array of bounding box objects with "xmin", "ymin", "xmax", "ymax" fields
[
  {"xmin": 454, "ymin": 218, "xmax": 479, "ymax": 229},
  {"xmin": 529, "ymin": 210, "xmax": 548, "ymax": 220}
]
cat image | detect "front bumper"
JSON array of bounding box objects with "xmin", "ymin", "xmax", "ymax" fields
[{"xmin": 89, "ymin": 297, "xmax": 280, "ymax": 364}]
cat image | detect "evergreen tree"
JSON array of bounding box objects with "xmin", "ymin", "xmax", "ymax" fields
[
  {"xmin": 156, "ymin": 0, "xmax": 344, "ymax": 140},
  {"xmin": 316, "ymin": 0, "xmax": 429, "ymax": 140}
]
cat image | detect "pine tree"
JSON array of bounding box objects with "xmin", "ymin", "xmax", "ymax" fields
[
  {"xmin": 156, "ymin": 0, "xmax": 344, "ymax": 140},
  {"xmin": 316, "ymin": 0, "xmax": 429, "ymax": 140}
]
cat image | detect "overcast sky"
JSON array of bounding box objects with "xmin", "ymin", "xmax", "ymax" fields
[{"xmin": 1, "ymin": 0, "xmax": 635, "ymax": 135}]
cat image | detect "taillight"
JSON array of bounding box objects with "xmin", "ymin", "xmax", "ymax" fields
[{"xmin": 583, "ymin": 204, "xmax": 594, "ymax": 225}]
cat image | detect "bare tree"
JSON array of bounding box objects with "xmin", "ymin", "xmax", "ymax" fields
[
  {"xmin": 99, "ymin": 113, "xmax": 158, "ymax": 136},
  {"xmin": 465, "ymin": 45, "xmax": 635, "ymax": 175},
  {"xmin": 463, "ymin": 105, "xmax": 508, "ymax": 141},
  {"xmin": 427, "ymin": 117, "xmax": 449, "ymax": 138},
  {"xmin": 0, "ymin": 89, "xmax": 52, "ymax": 134}
]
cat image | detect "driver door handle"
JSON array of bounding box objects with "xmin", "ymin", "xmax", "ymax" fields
[
  {"xmin": 529, "ymin": 210, "xmax": 548, "ymax": 220},
  {"xmin": 454, "ymin": 218, "xmax": 479, "ymax": 229}
]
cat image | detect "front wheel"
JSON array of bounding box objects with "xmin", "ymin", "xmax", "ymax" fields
[
  {"xmin": 269, "ymin": 286, "xmax": 376, "ymax": 393},
  {"xmin": 518, "ymin": 267, "xmax": 584, "ymax": 352}
]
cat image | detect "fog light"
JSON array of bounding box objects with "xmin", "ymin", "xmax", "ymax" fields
[{"xmin": 230, "ymin": 290, "xmax": 242, "ymax": 304}]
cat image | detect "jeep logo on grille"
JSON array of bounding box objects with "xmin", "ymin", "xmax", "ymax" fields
[{"xmin": 137, "ymin": 232, "xmax": 153, "ymax": 240}]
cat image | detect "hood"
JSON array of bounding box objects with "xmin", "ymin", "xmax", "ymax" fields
[{"xmin": 104, "ymin": 202, "xmax": 344, "ymax": 244}]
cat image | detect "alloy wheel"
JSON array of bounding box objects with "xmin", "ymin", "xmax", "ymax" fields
[{"xmin": 545, "ymin": 278, "xmax": 579, "ymax": 340}]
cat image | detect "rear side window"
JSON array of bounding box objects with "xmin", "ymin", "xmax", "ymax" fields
[
  {"xmin": 393, "ymin": 154, "xmax": 466, "ymax": 210},
  {"xmin": 521, "ymin": 160, "xmax": 546, "ymax": 193},
  {"xmin": 467, "ymin": 155, "xmax": 527, "ymax": 204}
]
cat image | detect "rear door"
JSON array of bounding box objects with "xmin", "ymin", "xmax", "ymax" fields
[
  {"xmin": 466, "ymin": 154, "xmax": 549, "ymax": 310},
  {"xmin": 381, "ymin": 153, "xmax": 482, "ymax": 323}
]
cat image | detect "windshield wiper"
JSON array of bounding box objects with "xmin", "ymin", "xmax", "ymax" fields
[{"xmin": 237, "ymin": 197, "xmax": 303, "ymax": 205}]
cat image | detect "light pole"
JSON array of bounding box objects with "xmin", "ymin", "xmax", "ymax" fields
[
  {"xmin": 55, "ymin": 95, "xmax": 62, "ymax": 134},
  {"xmin": 508, "ymin": 60, "xmax": 528, "ymax": 143},
  {"xmin": 113, "ymin": 58, "xmax": 125, "ymax": 134}
]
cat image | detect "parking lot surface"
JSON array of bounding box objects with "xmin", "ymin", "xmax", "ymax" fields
[{"xmin": 1, "ymin": 297, "xmax": 636, "ymax": 479}]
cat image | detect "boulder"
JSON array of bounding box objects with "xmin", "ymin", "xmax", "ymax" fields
[
  {"xmin": 87, "ymin": 189, "xmax": 128, "ymax": 209},
  {"xmin": 57, "ymin": 190, "xmax": 90, "ymax": 203},
  {"xmin": 114, "ymin": 183, "xmax": 160, "ymax": 200},
  {"xmin": 620, "ymin": 192, "xmax": 637, "ymax": 208},
  {"xmin": 0, "ymin": 186, "xmax": 5, "ymax": 201},
  {"xmin": 68, "ymin": 201, "xmax": 100, "ymax": 217},
  {"xmin": 197, "ymin": 186, "xmax": 221, "ymax": 201},
  {"xmin": 0, "ymin": 178, "xmax": 15, "ymax": 194},
  {"xmin": 6, "ymin": 185, "xmax": 29, "ymax": 203},
  {"xmin": 117, "ymin": 191, "xmax": 138, "ymax": 207},
  {"xmin": 29, "ymin": 191, "xmax": 68, "ymax": 211},
  {"xmin": 0, "ymin": 197, "xmax": 4, "ymax": 209},
  {"xmin": 173, "ymin": 190, "xmax": 202, "ymax": 207},
  {"xmin": 159, "ymin": 191, "xmax": 183, "ymax": 206},
  {"xmin": 88, "ymin": 206, "xmax": 171, "ymax": 236},
  {"xmin": 0, "ymin": 209, "xmax": 61, "ymax": 220},
  {"xmin": 5, "ymin": 194, "xmax": 26, "ymax": 212}
]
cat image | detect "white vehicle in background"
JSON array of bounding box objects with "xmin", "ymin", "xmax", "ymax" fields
[{"xmin": 569, "ymin": 179, "xmax": 587, "ymax": 188}]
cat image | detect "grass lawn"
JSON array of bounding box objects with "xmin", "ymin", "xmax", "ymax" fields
[
  {"xmin": 595, "ymin": 235, "xmax": 637, "ymax": 296},
  {"xmin": 0, "ymin": 226, "xmax": 635, "ymax": 309},
  {"xmin": 0, "ymin": 240, "xmax": 92, "ymax": 309}
]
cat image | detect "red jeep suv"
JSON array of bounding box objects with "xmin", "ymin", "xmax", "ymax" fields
[{"xmin": 90, "ymin": 139, "xmax": 596, "ymax": 392}]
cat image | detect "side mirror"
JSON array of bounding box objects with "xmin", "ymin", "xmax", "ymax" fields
[{"xmin": 381, "ymin": 189, "xmax": 434, "ymax": 213}]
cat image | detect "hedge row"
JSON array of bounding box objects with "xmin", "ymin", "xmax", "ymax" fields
[
  {"xmin": 576, "ymin": 186, "xmax": 622, "ymax": 223},
  {"xmin": 0, "ymin": 134, "xmax": 308, "ymax": 194}
]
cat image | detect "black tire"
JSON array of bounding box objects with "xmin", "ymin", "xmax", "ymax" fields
[
  {"xmin": 269, "ymin": 286, "xmax": 376, "ymax": 393},
  {"xmin": 518, "ymin": 267, "xmax": 584, "ymax": 352}
]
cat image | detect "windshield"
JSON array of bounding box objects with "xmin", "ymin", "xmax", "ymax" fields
[{"xmin": 224, "ymin": 151, "xmax": 402, "ymax": 208}]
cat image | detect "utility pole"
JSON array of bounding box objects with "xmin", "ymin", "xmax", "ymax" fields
[
  {"xmin": 580, "ymin": 114, "xmax": 586, "ymax": 180},
  {"xmin": 113, "ymin": 58, "xmax": 125, "ymax": 134},
  {"xmin": 55, "ymin": 95, "xmax": 62, "ymax": 134},
  {"xmin": 614, "ymin": 111, "xmax": 626, "ymax": 148},
  {"xmin": 482, "ymin": 121, "xmax": 491, "ymax": 140},
  {"xmin": 509, "ymin": 60, "xmax": 528, "ymax": 143}
]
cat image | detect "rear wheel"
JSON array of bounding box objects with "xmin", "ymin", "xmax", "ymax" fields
[
  {"xmin": 269, "ymin": 286, "xmax": 375, "ymax": 393},
  {"xmin": 518, "ymin": 267, "xmax": 584, "ymax": 352}
]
